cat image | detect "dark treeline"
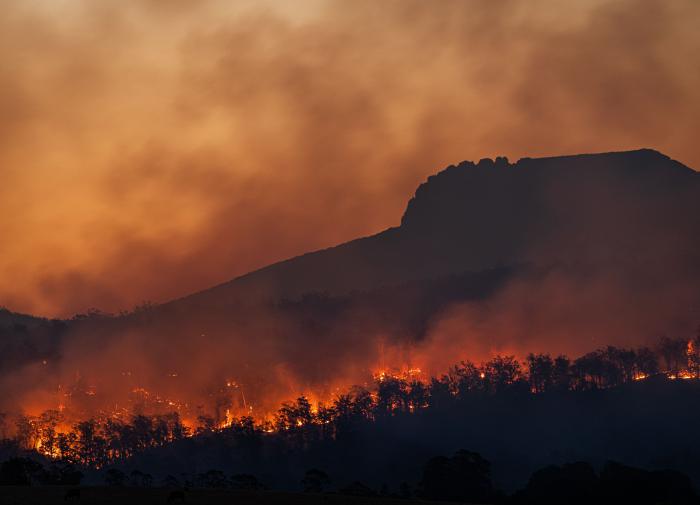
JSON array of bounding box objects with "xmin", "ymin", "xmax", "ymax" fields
[
  {"xmin": 2, "ymin": 333, "xmax": 700, "ymax": 497},
  {"xmin": 1, "ymin": 448, "xmax": 698, "ymax": 505},
  {"xmin": 1, "ymin": 334, "xmax": 700, "ymax": 468}
]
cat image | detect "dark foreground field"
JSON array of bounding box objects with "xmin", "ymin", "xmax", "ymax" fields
[{"xmin": 0, "ymin": 487, "xmax": 447, "ymax": 505}]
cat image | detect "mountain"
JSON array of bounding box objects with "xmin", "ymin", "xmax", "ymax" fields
[
  {"xmin": 98, "ymin": 148, "xmax": 700, "ymax": 381},
  {"xmin": 2, "ymin": 149, "xmax": 699, "ymax": 415},
  {"xmin": 0, "ymin": 307, "xmax": 65, "ymax": 373},
  {"xmin": 171, "ymin": 148, "xmax": 699, "ymax": 309},
  {"xmin": 0, "ymin": 307, "xmax": 47, "ymax": 330}
]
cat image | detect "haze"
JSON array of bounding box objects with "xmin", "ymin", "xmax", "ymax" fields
[{"xmin": 2, "ymin": 0, "xmax": 699, "ymax": 317}]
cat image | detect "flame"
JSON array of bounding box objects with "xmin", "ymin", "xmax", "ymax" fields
[
  {"xmin": 373, "ymin": 366, "xmax": 424, "ymax": 383},
  {"xmin": 15, "ymin": 340, "xmax": 700, "ymax": 465}
]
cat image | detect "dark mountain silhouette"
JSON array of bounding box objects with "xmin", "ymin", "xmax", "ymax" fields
[
  {"xmin": 4, "ymin": 148, "xmax": 698, "ymax": 322},
  {"xmin": 169, "ymin": 148, "xmax": 699, "ymax": 309},
  {"xmin": 0, "ymin": 308, "xmax": 65, "ymax": 373},
  {"xmin": 0, "ymin": 308, "xmax": 47, "ymax": 330},
  {"xmin": 123, "ymin": 148, "xmax": 700, "ymax": 362}
]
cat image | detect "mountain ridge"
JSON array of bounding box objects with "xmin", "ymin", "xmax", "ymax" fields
[
  {"xmin": 2, "ymin": 148, "xmax": 697, "ymax": 323},
  {"xmin": 166, "ymin": 148, "xmax": 699, "ymax": 312}
]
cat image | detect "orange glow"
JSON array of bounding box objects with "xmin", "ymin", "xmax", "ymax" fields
[
  {"xmin": 14, "ymin": 344, "xmax": 700, "ymax": 466},
  {"xmin": 1, "ymin": 0, "xmax": 698, "ymax": 317}
]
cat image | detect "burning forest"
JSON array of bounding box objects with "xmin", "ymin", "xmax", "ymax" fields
[
  {"xmin": 1, "ymin": 145, "xmax": 699, "ymax": 499},
  {"xmin": 3, "ymin": 2, "xmax": 700, "ymax": 502},
  {"xmin": 3, "ymin": 331, "xmax": 700, "ymax": 471}
]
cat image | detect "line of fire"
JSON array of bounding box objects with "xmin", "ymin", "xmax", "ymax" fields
[{"xmin": 2, "ymin": 334, "xmax": 698, "ymax": 468}]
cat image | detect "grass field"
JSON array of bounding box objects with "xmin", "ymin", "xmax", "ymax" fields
[{"xmin": 0, "ymin": 486, "xmax": 449, "ymax": 505}]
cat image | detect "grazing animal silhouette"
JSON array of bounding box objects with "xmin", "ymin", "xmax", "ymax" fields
[
  {"xmin": 64, "ymin": 488, "xmax": 81, "ymax": 501},
  {"xmin": 166, "ymin": 490, "xmax": 186, "ymax": 503}
]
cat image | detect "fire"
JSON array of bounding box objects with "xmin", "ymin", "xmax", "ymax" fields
[
  {"xmin": 9, "ymin": 336, "xmax": 700, "ymax": 467},
  {"xmin": 221, "ymin": 408, "xmax": 235, "ymax": 428},
  {"xmin": 373, "ymin": 366, "xmax": 423, "ymax": 383},
  {"xmin": 675, "ymin": 339, "xmax": 700, "ymax": 380}
]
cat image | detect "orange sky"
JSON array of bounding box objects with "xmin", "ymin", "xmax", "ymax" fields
[{"xmin": 1, "ymin": 0, "xmax": 699, "ymax": 317}]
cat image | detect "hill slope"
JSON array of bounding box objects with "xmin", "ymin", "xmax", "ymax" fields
[
  {"xmin": 172, "ymin": 148, "xmax": 699, "ymax": 309},
  {"xmin": 2, "ymin": 148, "xmax": 699, "ymax": 417}
]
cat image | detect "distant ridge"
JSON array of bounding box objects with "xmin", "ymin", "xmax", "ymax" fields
[{"xmin": 156, "ymin": 148, "xmax": 699, "ymax": 314}]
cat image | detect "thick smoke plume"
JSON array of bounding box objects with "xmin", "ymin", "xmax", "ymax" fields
[
  {"xmin": 1, "ymin": 1, "xmax": 699, "ymax": 429},
  {"xmin": 1, "ymin": 0, "xmax": 699, "ymax": 316}
]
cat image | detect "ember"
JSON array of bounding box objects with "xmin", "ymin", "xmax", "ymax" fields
[{"xmin": 5, "ymin": 335, "xmax": 697, "ymax": 467}]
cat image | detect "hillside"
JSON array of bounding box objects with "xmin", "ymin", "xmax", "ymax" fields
[
  {"xmin": 171, "ymin": 149, "xmax": 700, "ymax": 309},
  {"xmin": 1, "ymin": 149, "xmax": 698, "ymax": 419}
]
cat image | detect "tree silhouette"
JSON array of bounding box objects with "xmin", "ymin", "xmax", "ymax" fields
[
  {"xmin": 0, "ymin": 412, "xmax": 7, "ymax": 440},
  {"xmin": 75, "ymin": 419, "xmax": 107, "ymax": 466},
  {"xmin": 428, "ymin": 376, "xmax": 453, "ymax": 408},
  {"xmin": 105, "ymin": 468, "xmax": 126, "ymax": 486},
  {"xmin": 197, "ymin": 469, "xmax": 228, "ymax": 488},
  {"xmin": 301, "ymin": 468, "xmax": 331, "ymax": 493},
  {"xmin": 603, "ymin": 346, "xmax": 636, "ymax": 384},
  {"xmin": 600, "ymin": 461, "xmax": 696, "ymax": 505},
  {"xmin": 14, "ymin": 415, "xmax": 38, "ymax": 450},
  {"xmin": 518, "ymin": 461, "xmax": 597, "ymax": 505},
  {"xmin": 0, "ymin": 457, "xmax": 45, "ymax": 485},
  {"xmin": 130, "ymin": 469, "xmax": 153, "ymax": 487},
  {"xmin": 230, "ymin": 473, "xmax": 262, "ymax": 490},
  {"xmin": 277, "ymin": 396, "xmax": 314, "ymax": 432},
  {"xmin": 162, "ymin": 474, "xmax": 180, "ymax": 488},
  {"xmin": 37, "ymin": 410, "xmax": 62, "ymax": 457},
  {"xmin": 526, "ymin": 353, "xmax": 554, "ymax": 393},
  {"xmin": 376, "ymin": 376, "xmax": 408, "ymax": 415},
  {"xmin": 552, "ymin": 355, "xmax": 572, "ymax": 391},
  {"xmin": 407, "ymin": 380, "xmax": 428, "ymax": 411},
  {"xmin": 315, "ymin": 403, "xmax": 336, "ymax": 439},
  {"xmin": 350, "ymin": 388, "xmax": 374, "ymax": 419},
  {"xmin": 451, "ymin": 361, "xmax": 483, "ymax": 397},
  {"xmin": 196, "ymin": 414, "xmax": 215, "ymax": 435},
  {"xmin": 657, "ymin": 336, "xmax": 687, "ymax": 376},
  {"xmin": 45, "ymin": 461, "xmax": 82, "ymax": 485},
  {"xmin": 634, "ymin": 347, "xmax": 659, "ymax": 377},
  {"xmin": 573, "ymin": 351, "xmax": 607, "ymax": 389},
  {"xmin": 421, "ymin": 449, "xmax": 493, "ymax": 503},
  {"xmin": 483, "ymin": 355, "xmax": 521, "ymax": 393},
  {"xmin": 339, "ymin": 481, "xmax": 376, "ymax": 497}
]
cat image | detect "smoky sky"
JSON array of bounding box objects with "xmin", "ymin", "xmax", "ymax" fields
[{"xmin": 1, "ymin": 0, "xmax": 699, "ymax": 317}]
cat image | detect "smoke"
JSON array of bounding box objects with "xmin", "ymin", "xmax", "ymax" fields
[
  {"xmin": 414, "ymin": 268, "xmax": 700, "ymax": 378},
  {"xmin": 1, "ymin": 0, "xmax": 699, "ymax": 426},
  {"xmin": 1, "ymin": 0, "xmax": 699, "ymax": 316}
]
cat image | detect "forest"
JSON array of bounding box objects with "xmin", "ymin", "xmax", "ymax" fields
[{"xmin": 2, "ymin": 333, "xmax": 700, "ymax": 504}]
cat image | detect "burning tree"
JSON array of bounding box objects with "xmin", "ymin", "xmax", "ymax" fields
[{"xmin": 4, "ymin": 331, "xmax": 700, "ymax": 472}]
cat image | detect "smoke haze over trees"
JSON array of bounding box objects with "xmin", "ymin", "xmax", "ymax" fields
[{"xmin": 0, "ymin": 150, "xmax": 698, "ymax": 439}]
